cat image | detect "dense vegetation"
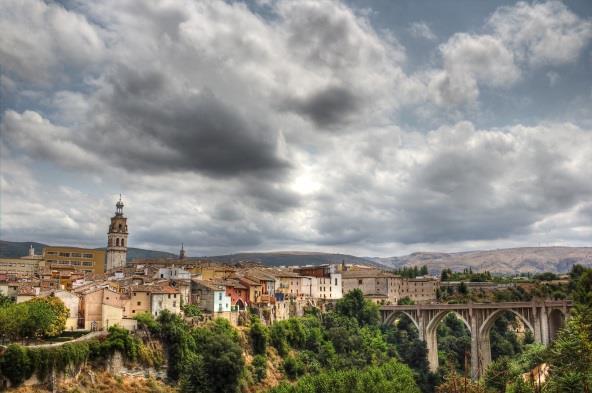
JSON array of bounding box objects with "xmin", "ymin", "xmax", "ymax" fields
[
  {"xmin": 0, "ymin": 296, "xmax": 69, "ymax": 343},
  {"xmin": 394, "ymin": 265, "xmax": 429, "ymax": 278},
  {"xmin": 268, "ymin": 359, "xmax": 419, "ymax": 393},
  {"xmin": 0, "ymin": 326, "xmax": 148, "ymax": 386}
]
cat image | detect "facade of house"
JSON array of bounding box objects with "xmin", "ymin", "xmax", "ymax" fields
[
  {"xmin": 399, "ymin": 277, "xmax": 439, "ymax": 303},
  {"xmin": 341, "ymin": 270, "xmax": 403, "ymax": 304},
  {"xmin": 150, "ymin": 286, "xmax": 181, "ymax": 317},
  {"xmin": 191, "ymin": 279, "xmax": 232, "ymax": 313},
  {"xmin": 123, "ymin": 285, "xmax": 152, "ymax": 317},
  {"xmin": 52, "ymin": 290, "xmax": 80, "ymax": 330},
  {"xmin": 78, "ymin": 286, "xmax": 125, "ymax": 330}
]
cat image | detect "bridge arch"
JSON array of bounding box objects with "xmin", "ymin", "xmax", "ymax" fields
[
  {"xmin": 478, "ymin": 308, "xmax": 535, "ymax": 372},
  {"xmin": 427, "ymin": 310, "xmax": 471, "ymax": 335},
  {"xmin": 547, "ymin": 308, "xmax": 566, "ymax": 341},
  {"xmin": 424, "ymin": 310, "xmax": 472, "ymax": 372},
  {"xmin": 383, "ymin": 310, "xmax": 420, "ymax": 332},
  {"xmin": 479, "ymin": 308, "xmax": 535, "ymax": 338}
]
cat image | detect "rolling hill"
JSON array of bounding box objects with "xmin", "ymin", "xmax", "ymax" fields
[
  {"xmin": 370, "ymin": 247, "xmax": 592, "ymax": 274},
  {"xmin": 0, "ymin": 240, "xmax": 176, "ymax": 261},
  {"xmin": 2, "ymin": 240, "xmax": 591, "ymax": 273},
  {"xmin": 205, "ymin": 251, "xmax": 378, "ymax": 267}
]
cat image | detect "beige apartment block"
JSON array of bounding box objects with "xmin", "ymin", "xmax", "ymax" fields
[{"xmin": 43, "ymin": 246, "xmax": 105, "ymax": 275}]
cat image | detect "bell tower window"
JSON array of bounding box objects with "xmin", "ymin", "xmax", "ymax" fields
[{"xmin": 116, "ymin": 238, "xmax": 120, "ymax": 247}]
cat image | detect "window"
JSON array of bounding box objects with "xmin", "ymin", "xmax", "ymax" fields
[
  {"xmin": 71, "ymin": 252, "xmax": 81, "ymax": 258},
  {"xmin": 83, "ymin": 253, "xmax": 93, "ymax": 258},
  {"xmin": 218, "ymin": 293, "xmax": 222, "ymax": 301},
  {"xmin": 137, "ymin": 301, "xmax": 141, "ymax": 306},
  {"xmin": 358, "ymin": 279, "xmax": 363, "ymax": 285},
  {"xmin": 168, "ymin": 294, "xmax": 171, "ymax": 299},
  {"xmin": 173, "ymin": 301, "xmax": 176, "ymax": 307},
  {"xmin": 174, "ymin": 294, "xmax": 177, "ymax": 298},
  {"xmin": 335, "ymin": 278, "xmax": 338, "ymax": 286},
  {"xmin": 116, "ymin": 239, "xmax": 120, "ymax": 247},
  {"xmin": 59, "ymin": 252, "xmax": 70, "ymax": 257},
  {"xmin": 82, "ymin": 262, "xmax": 93, "ymax": 266},
  {"xmin": 47, "ymin": 251, "xmax": 57, "ymax": 255},
  {"xmin": 121, "ymin": 239, "xmax": 125, "ymax": 247},
  {"xmin": 132, "ymin": 310, "xmax": 135, "ymax": 313}
]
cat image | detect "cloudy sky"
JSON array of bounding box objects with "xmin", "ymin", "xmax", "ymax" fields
[{"xmin": 1, "ymin": 0, "xmax": 592, "ymax": 257}]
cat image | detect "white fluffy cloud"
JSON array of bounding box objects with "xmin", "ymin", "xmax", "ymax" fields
[
  {"xmin": 0, "ymin": 0, "xmax": 105, "ymax": 85},
  {"xmin": 429, "ymin": 34, "xmax": 520, "ymax": 106},
  {"xmin": 489, "ymin": 0, "xmax": 592, "ymax": 66},
  {"xmin": 428, "ymin": 0, "xmax": 592, "ymax": 107}
]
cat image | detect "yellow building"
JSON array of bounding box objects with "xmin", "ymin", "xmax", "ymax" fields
[
  {"xmin": 43, "ymin": 246, "xmax": 105, "ymax": 274},
  {"xmin": 0, "ymin": 245, "xmax": 45, "ymax": 277},
  {"xmin": 0, "ymin": 258, "xmax": 45, "ymax": 277}
]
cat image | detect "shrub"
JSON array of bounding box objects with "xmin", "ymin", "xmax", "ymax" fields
[
  {"xmin": 283, "ymin": 355, "xmax": 304, "ymax": 380},
  {"xmin": 252, "ymin": 354, "xmax": 267, "ymax": 382},
  {"xmin": 0, "ymin": 344, "xmax": 32, "ymax": 385},
  {"xmin": 250, "ymin": 317, "xmax": 269, "ymax": 355}
]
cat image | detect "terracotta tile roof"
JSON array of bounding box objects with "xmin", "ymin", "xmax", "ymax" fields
[
  {"xmin": 151, "ymin": 285, "xmax": 180, "ymax": 294},
  {"xmin": 191, "ymin": 279, "xmax": 226, "ymax": 291}
]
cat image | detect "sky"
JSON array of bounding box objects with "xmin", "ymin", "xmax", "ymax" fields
[{"xmin": 1, "ymin": 0, "xmax": 592, "ymax": 257}]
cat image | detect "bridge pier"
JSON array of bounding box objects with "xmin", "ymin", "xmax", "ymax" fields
[{"xmin": 381, "ymin": 300, "xmax": 572, "ymax": 379}]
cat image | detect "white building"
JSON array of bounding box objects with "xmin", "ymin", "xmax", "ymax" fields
[
  {"xmin": 155, "ymin": 266, "xmax": 191, "ymax": 280},
  {"xmin": 151, "ymin": 286, "xmax": 181, "ymax": 317}
]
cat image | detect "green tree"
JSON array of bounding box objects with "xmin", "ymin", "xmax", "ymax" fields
[
  {"xmin": 252, "ymin": 354, "xmax": 267, "ymax": 382},
  {"xmin": 335, "ymin": 289, "xmax": 379, "ymax": 326},
  {"xmin": 282, "ymin": 355, "xmax": 304, "ymax": 380},
  {"xmin": 181, "ymin": 304, "xmax": 202, "ymax": 317},
  {"xmin": 458, "ymin": 281, "xmax": 468, "ymax": 296},
  {"xmin": 193, "ymin": 322, "xmax": 244, "ymax": 393},
  {"xmin": 250, "ymin": 317, "xmax": 269, "ymax": 355},
  {"xmin": 545, "ymin": 311, "xmax": 592, "ymax": 393},
  {"xmin": 0, "ymin": 344, "xmax": 32, "ymax": 385}
]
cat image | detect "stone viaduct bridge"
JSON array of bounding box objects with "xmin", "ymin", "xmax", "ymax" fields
[{"xmin": 380, "ymin": 300, "xmax": 572, "ymax": 378}]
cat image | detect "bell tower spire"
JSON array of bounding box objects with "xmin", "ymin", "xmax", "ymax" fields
[{"xmin": 106, "ymin": 195, "xmax": 128, "ymax": 271}]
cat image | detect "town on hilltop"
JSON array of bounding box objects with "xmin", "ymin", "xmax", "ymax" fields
[{"xmin": 0, "ymin": 199, "xmax": 439, "ymax": 330}]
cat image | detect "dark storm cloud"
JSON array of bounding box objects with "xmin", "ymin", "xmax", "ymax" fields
[
  {"xmin": 88, "ymin": 67, "xmax": 289, "ymax": 177},
  {"xmin": 282, "ymin": 86, "xmax": 361, "ymax": 129}
]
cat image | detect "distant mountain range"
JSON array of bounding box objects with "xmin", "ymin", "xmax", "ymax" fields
[
  {"xmin": 205, "ymin": 251, "xmax": 379, "ymax": 267},
  {"xmin": 2, "ymin": 240, "xmax": 591, "ymax": 273},
  {"xmin": 369, "ymin": 247, "xmax": 592, "ymax": 274},
  {"xmin": 0, "ymin": 240, "xmax": 176, "ymax": 261}
]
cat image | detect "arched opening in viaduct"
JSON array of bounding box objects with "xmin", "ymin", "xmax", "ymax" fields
[
  {"xmin": 425, "ymin": 311, "xmax": 471, "ymax": 373},
  {"xmin": 547, "ymin": 308, "xmax": 566, "ymax": 341},
  {"xmin": 479, "ymin": 309, "xmax": 535, "ymax": 372}
]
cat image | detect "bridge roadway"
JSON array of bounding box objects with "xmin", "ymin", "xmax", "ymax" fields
[{"xmin": 380, "ymin": 300, "xmax": 572, "ymax": 378}]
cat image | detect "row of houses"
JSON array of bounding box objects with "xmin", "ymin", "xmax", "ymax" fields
[{"xmin": 1, "ymin": 257, "xmax": 439, "ymax": 331}]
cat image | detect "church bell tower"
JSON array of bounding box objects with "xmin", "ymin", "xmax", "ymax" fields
[{"xmin": 106, "ymin": 196, "xmax": 128, "ymax": 271}]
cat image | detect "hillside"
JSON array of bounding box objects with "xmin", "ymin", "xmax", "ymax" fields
[
  {"xmin": 3, "ymin": 240, "xmax": 591, "ymax": 273},
  {"xmin": 371, "ymin": 246, "xmax": 592, "ymax": 274},
  {"xmin": 0, "ymin": 240, "xmax": 176, "ymax": 262},
  {"xmin": 206, "ymin": 251, "xmax": 378, "ymax": 267},
  {"xmin": 0, "ymin": 240, "xmax": 48, "ymax": 258}
]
